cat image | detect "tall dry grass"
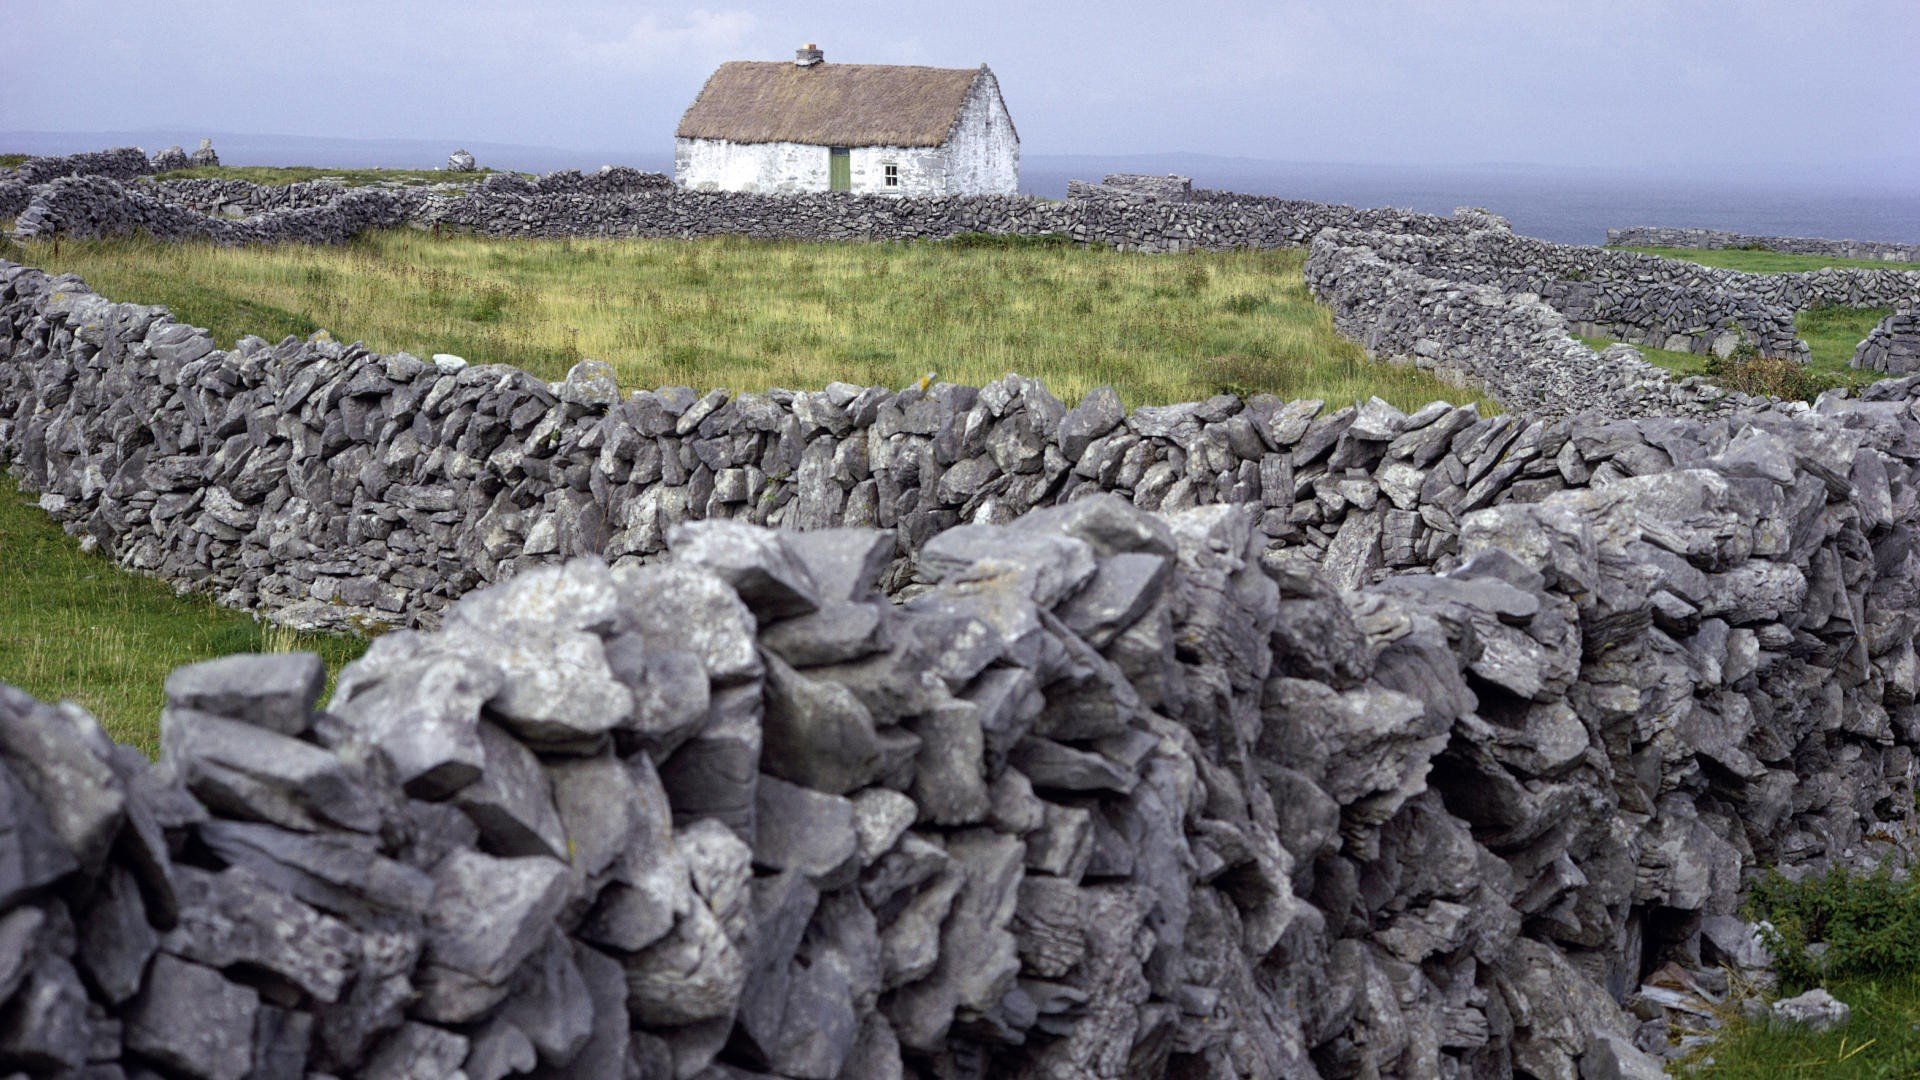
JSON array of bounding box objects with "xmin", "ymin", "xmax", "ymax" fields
[{"xmin": 6, "ymin": 230, "xmax": 1493, "ymax": 412}]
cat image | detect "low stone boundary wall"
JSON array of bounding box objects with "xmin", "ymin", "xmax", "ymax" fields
[
  {"xmin": 0, "ymin": 257, "xmax": 1806, "ymax": 636},
  {"xmin": 9, "ymin": 175, "xmax": 428, "ymax": 246},
  {"xmin": 1609, "ymin": 225, "xmax": 1920, "ymax": 265},
  {"xmin": 2, "ymin": 146, "xmax": 153, "ymax": 185},
  {"xmin": 1302, "ymin": 225, "xmax": 1920, "ymax": 416},
  {"xmin": 6, "ymin": 171, "xmax": 1489, "ymax": 253},
  {"xmin": 1852, "ymin": 304, "xmax": 1920, "ymax": 375},
  {"xmin": 0, "ymin": 463, "xmax": 1913, "ymax": 1076},
  {"xmin": 1303, "ymin": 229, "xmax": 1772, "ymax": 418}
]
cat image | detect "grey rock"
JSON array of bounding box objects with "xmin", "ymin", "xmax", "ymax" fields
[
  {"xmin": 0, "ymin": 758, "xmax": 78, "ymax": 908},
  {"xmin": 612, "ymin": 563, "xmax": 763, "ymax": 685},
  {"xmin": 559, "ymin": 359, "xmax": 619, "ymax": 408},
  {"xmin": 760, "ymin": 601, "xmax": 887, "ymax": 667},
  {"xmin": 75, "ymin": 863, "xmax": 158, "ymax": 1004},
  {"xmin": 196, "ymin": 819, "xmax": 434, "ymax": 922},
  {"xmin": 537, "ymin": 941, "xmax": 630, "ymax": 1077},
  {"xmin": 670, "ymin": 520, "xmax": 820, "ymax": 620},
  {"xmin": 851, "ymin": 787, "xmax": 918, "ymax": 864},
  {"xmin": 753, "ymin": 775, "xmax": 858, "ymax": 888},
  {"xmin": 1582, "ymin": 1030, "xmax": 1668, "ymax": 1080},
  {"xmin": 920, "ymin": 526, "xmax": 1097, "ymax": 608},
  {"xmin": 417, "ymin": 849, "xmax": 571, "ymax": 1020},
  {"xmin": 1059, "ymin": 386, "xmax": 1125, "ymax": 461},
  {"xmin": 0, "ymin": 687, "xmax": 125, "ymax": 870},
  {"xmin": 327, "ymin": 653, "xmax": 496, "ymax": 799},
  {"xmin": 162, "ymin": 864, "xmax": 360, "ymax": 1003},
  {"xmin": 361, "ymin": 1022, "xmax": 469, "ymax": 1080},
  {"xmin": 163, "ymin": 653, "xmax": 324, "ymax": 736},
  {"xmin": 783, "ymin": 528, "xmax": 897, "ymax": 602},
  {"xmin": 161, "ymin": 707, "xmax": 387, "ymax": 831},
  {"xmin": 0, "ymin": 952, "xmax": 88, "ymax": 1073},
  {"xmin": 124, "ymin": 955, "xmax": 259, "ymax": 1080},
  {"xmin": 760, "ymin": 652, "xmax": 883, "ymax": 794},
  {"xmin": 497, "ymin": 930, "xmax": 594, "ymax": 1066},
  {"xmin": 453, "ymin": 720, "xmax": 567, "ymax": 859},
  {"xmin": 1770, "ymin": 987, "xmax": 1850, "ymax": 1034}
]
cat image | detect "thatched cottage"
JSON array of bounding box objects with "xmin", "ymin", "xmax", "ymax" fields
[{"xmin": 674, "ymin": 45, "xmax": 1019, "ymax": 196}]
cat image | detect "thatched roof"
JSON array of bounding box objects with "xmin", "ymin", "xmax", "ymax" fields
[{"xmin": 676, "ymin": 61, "xmax": 993, "ymax": 148}]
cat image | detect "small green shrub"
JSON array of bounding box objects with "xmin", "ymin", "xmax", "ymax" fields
[
  {"xmin": 1220, "ymin": 293, "xmax": 1269, "ymax": 316},
  {"xmin": 1704, "ymin": 340, "xmax": 1823, "ymax": 401},
  {"xmin": 1747, "ymin": 866, "xmax": 1920, "ymax": 992},
  {"xmin": 460, "ymin": 285, "xmax": 514, "ymax": 324}
]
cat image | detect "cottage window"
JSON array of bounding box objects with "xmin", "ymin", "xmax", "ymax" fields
[{"xmin": 884, "ymin": 163, "xmax": 900, "ymax": 187}]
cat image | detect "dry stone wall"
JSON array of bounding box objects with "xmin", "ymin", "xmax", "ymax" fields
[
  {"xmin": 1852, "ymin": 304, "xmax": 1920, "ymax": 375},
  {"xmin": 6, "ymin": 244, "xmax": 1920, "ymax": 1075},
  {"xmin": 6, "ymin": 170, "xmax": 1486, "ymax": 254},
  {"xmin": 0, "ymin": 450, "xmax": 1916, "ymax": 1077},
  {"xmin": 1608, "ymin": 225, "xmax": 1920, "ymax": 265},
  {"xmin": 1303, "ymin": 226, "xmax": 1920, "ymax": 418}
]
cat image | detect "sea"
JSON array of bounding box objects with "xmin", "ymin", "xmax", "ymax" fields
[{"xmin": 6, "ymin": 130, "xmax": 1916, "ymax": 248}]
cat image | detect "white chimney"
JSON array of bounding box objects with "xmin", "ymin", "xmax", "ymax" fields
[{"xmin": 795, "ymin": 43, "xmax": 823, "ymax": 67}]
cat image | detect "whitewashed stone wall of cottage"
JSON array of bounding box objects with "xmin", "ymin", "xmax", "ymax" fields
[
  {"xmin": 939, "ymin": 70, "xmax": 1019, "ymax": 196},
  {"xmin": 672, "ymin": 72, "xmax": 1017, "ymax": 196}
]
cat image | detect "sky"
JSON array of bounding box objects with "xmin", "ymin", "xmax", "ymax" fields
[{"xmin": 3, "ymin": 0, "xmax": 1917, "ymax": 182}]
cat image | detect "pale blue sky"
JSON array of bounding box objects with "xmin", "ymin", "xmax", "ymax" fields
[{"xmin": 4, "ymin": 0, "xmax": 1916, "ymax": 178}]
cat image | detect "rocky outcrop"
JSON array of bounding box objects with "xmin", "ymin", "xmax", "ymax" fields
[
  {"xmin": 148, "ymin": 145, "xmax": 190, "ymax": 173},
  {"xmin": 0, "ymin": 456, "xmax": 1913, "ymax": 1076},
  {"xmin": 1852, "ymin": 304, "xmax": 1920, "ymax": 375},
  {"xmin": 446, "ymin": 148, "xmax": 479, "ymax": 173},
  {"xmin": 1609, "ymin": 225, "xmax": 1920, "ymax": 265}
]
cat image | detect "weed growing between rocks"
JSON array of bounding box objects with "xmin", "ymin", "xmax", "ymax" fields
[
  {"xmin": 1747, "ymin": 867, "xmax": 1920, "ymax": 992},
  {"xmin": 1703, "ymin": 343, "xmax": 1825, "ymax": 400}
]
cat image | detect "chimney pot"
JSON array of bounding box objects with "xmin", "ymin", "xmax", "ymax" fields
[{"xmin": 796, "ymin": 44, "xmax": 824, "ymax": 67}]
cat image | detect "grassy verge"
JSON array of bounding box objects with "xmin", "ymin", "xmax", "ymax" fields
[
  {"xmin": 146, "ymin": 165, "xmax": 493, "ymax": 187},
  {"xmin": 1681, "ymin": 975, "xmax": 1920, "ymax": 1077},
  {"xmin": 0, "ymin": 153, "xmax": 28, "ymax": 170},
  {"xmin": 0, "ymin": 230, "xmax": 1492, "ymax": 412},
  {"xmin": 1626, "ymin": 246, "xmax": 1919, "ymax": 274},
  {"xmin": 0, "ymin": 472, "xmax": 364, "ymax": 754},
  {"xmin": 1680, "ymin": 866, "xmax": 1920, "ymax": 1076}
]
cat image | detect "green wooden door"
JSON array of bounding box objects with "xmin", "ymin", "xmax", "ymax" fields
[{"xmin": 829, "ymin": 147, "xmax": 851, "ymax": 192}]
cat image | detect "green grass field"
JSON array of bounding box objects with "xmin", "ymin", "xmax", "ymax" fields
[
  {"xmin": 146, "ymin": 164, "xmax": 495, "ymax": 187},
  {"xmin": 1626, "ymin": 246, "xmax": 1919, "ymax": 274},
  {"xmin": 0, "ymin": 473, "xmax": 365, "ymax": 755},
  {"xmin": 0, "ymin": 230, "xmax": 1492, "ymax": 412}
]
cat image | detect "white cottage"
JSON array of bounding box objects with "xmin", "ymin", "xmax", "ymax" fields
[{"xmin": 674, "ymin": 45, "xmax": 1019, "ymax": 196}]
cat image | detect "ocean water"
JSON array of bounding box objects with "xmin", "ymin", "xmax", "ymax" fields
[
  {"xmin": 1020, "ymin": 156, "xmax": 1920, "ymax": 248},
  {"xmin": 6, "ymin": 130, "xmax": 1915, "ymax": 249}
]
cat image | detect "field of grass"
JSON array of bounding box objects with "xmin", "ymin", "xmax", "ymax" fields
[
  {"xmin": 147, "ymin": 164, "xmax": 494, "ymax": 187},
  {"xmin": 0, "ymin": 473, "xmax": 365, "ymax": 754},
  {"xmin": 0, "ymin": 230, "xmax": 1492, "ymax": 412},
  {"xmin": 1627, "ymin": 246, "xmax": 1919, "ymax": 274},
  {"xmin": 0, "ymin": 153, "xmax": 29, "ymax": 170}
]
